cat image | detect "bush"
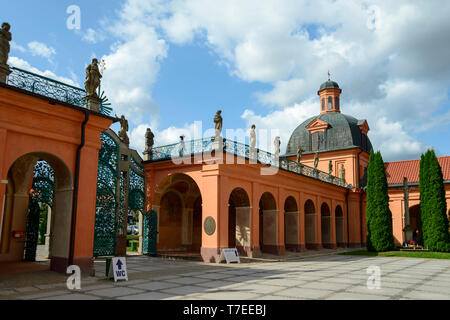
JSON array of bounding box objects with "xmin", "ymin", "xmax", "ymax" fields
[
  {"xmin": 419, "ymin": 150, "xmax": 450, "ymax": 252},
  {"xmin": 366, "ymin": 150, "xmax": 394, "ymax": 252}
]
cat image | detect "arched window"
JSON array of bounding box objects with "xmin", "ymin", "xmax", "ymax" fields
[
  {"xmin": 321, "ymin": 98, "xmax": 325, "ymax": 111},
  {"xmin": 335, "ymin": 97, "xmax": 339, "ymax": 110},
  {"xmin": 328, "ymin": 97, "xmax": 333, "ymax": 110}
]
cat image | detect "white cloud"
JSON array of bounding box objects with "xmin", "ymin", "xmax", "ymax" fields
[
  {"xmin": 27, "ymin": 41, "xmax": 56, "ymax": 61},
  {"xmin": 11, "ymin": 41, "xmax": 26, "ymax": 53},
  {"xmin": 82, "ymin": 28, "xmax": 106, "ymax": 44},
  {"xmin": 8, "ymin": 56, "xmax": 79, "ymax": 87}
]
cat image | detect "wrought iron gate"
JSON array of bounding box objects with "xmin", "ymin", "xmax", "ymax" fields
[
  {"xmin": 24, "ymin": 160, "xmax": 55, "ymax": 261},
  {"xmin": 143, "ymin": 210, "xmax": 158, "ymax": 255},
  {"xmin": 93, "ymin": 132, "xmax": 119, "ymax": 256}
]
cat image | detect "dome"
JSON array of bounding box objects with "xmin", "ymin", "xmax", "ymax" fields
[
  {"xmin": 319, "ymin": 80, "xmax": 340, "ymax": 91},
  {"xmin": 285, "ymin": 112, "xmax": 372, "ymax": 156}
]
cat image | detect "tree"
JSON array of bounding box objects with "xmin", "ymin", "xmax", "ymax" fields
[
  {"xmin": 366, "ymin": 150, "xmax": 395, "ymax": 252},
  {"xmin": 419, "ymin": 150, "xmax": 450, "ymax": 252}
]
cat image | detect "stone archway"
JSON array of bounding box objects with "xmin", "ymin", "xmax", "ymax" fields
[
  {"xmin": 321, "ymin": 203, "xmax": 332, "ymax": 247},
  {"xmin": 0, "ymin": 152, "xmax": 73, "ymax": 272},
  {"xmin": 304, "ymin": 199, "xmax": 316, "ymax": 249},
  {"xmin": 154, "ymin": 173, "xmax": 202, "ymax": 253},
  {"xmin": 335, "ymin": 205, "xmax": 345, "ymax": 246},
  {"xmin": 259, "ymin": 192, "xmax": 277, "ymax": 254},
  {"xmin": 228, "ymin": 188, "xmax": 251, "ymax": 255},
  {"xmin": 284, "ymin": 196, "xmax": 299, "ymax": 251}
]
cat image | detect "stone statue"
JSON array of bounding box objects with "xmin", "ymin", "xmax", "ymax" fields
[
  {"xmin": 314, "ymin": 151, "xmax": 319, "ymax": 170},
  {"xmin": 144, "ymin": 128, "xmax": 154, "ymax": 153},
  {"xmin": 250, "ymin": 124, "xmax": 256, "ymax": 149},
  {"xmin": 84, "ymin": 58, "xmax": 102, "ymax": 98},
  {"xmin": 214, "ymin": 110, "xmax": 223, "ymax": 140},
  {"xmin": 296, "ymin": 146, "xmax": 303, "ymax": 164},
  {"xmin": 0, "ymin": 22, "xmax": 11, "ymax": 65},
  {"xmin": 178, "ymin": 135, "xmax": 185, "ymax": 157},
  {"xmin": 339, "ymin": 164, "xmax": 345, "ymax": 180},
  {"xmin": 329, "ymin": 160, "xmax": 333, "ymax": 175},
  {"xmin": 274, "ymin": 136, "xmax": 281, "ymax": 158},
  {"xmin": 118, "ymin": 115, "xmax": 129, "ymax": 145},
  {"xmin": 249, "ymin": 124, "xmax": 256, "ymax": 160}
]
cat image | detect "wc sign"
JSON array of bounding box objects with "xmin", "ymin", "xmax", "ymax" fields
[{"xmin": 108, "ymin": 257, "xmax": 128, "ymax": 282}]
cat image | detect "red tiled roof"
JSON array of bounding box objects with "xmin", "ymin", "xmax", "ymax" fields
[{"xmin": 384, "ymin": 156, "xmax": 450, "ymax": 185}]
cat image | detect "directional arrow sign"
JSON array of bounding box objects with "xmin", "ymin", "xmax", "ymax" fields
[{"xmin": 110, "ymin": 257, "xmax": 128, "ymax": 282}]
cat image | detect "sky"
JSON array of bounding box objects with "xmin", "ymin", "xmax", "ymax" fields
[{"xmin": 3, "ymin": 0, "xmax": 450, "ymax": 161}]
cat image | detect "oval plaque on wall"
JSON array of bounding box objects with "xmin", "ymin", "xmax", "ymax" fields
[{"xmin": 204, "ymin": 216, "xmax": 216, "ymax": 236}]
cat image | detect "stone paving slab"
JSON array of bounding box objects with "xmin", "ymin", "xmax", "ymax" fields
[
  {"xmin": 273, "ymin": 287, "xmax": 334, "ymax": 299},
  {"xmin": 87, "ymin": 287, "xmax": 145, "ymax": 298},
  {"xmin": 326, "ymin": 292, "xmax": 389, "ymax": 300}
]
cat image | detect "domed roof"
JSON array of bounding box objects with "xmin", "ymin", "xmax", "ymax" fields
[
  {"xmin": 319, "ymin": 80, "xmax": 340, "ymax": 91},
  {"xmin": 285, "ymin": 112, "xmax": 372, "ymax": 155}
]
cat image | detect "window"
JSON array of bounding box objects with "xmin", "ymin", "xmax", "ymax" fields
[
  {"xmin": 328, "ymin": 97, "xmax": 333, "ymax": 110},
  {"xmin": 335, "ymin": 97, "xmax": 339, "ymax": 110},
  {"xmin": 321, "ymin": 98, "xmax": 325, "ymax": 111}
]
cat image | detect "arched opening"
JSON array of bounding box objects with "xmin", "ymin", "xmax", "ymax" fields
[
  {"xmin": 228, "ymin": 188, "xmax": 250, "ymax": 255},
  {"xmin": 259, "ymin": 192, "xmax": 277, "ymax": 254},
  {"xmin": 0, "ymin": 152, "xmax": 73, "ymax": 272},
  {"xmin": 409, "ymin": 205, "xmax": 421, "ymax": 245},
  {"xmin": 335, "ymin": 205, "xmax": 344, "ymax": 246},
  {"xmin": 321, "ymin": 203, "xmax": 331, "ymax": 247},
  {"xmin": 304, "ymin": 199, "xmax": 316, "ymax": 249},
  {"xmin": 155, "ymin": 173, "xmax": 202, "ymax": 254},
  {"xmin": 284, "ymin": 196, "xmax": 299, "ymax": 251}
]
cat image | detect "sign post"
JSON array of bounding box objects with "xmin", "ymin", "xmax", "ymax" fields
[
  {"xmin": 218, "ymin": 248, "xmax": 240, "ymax": 264},
  {"xmin": 107, "ymin": 257, "xmax": 128, "ymax": 282}
]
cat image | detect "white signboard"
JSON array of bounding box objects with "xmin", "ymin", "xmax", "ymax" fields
[
  {"xmin": 218, "ymin": 248, "xmax": 240, "ymax": 264},
  {"xmin": 108, "ymin": 257, "xmax": 128, "ymax": 282}
]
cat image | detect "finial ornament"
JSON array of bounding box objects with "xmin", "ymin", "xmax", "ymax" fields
[{"xmin": 328, "ymin": 70, "xmax": 331, "ymax": 81}]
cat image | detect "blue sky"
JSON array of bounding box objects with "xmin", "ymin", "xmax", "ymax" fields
[{"xmin": 3, "ymin": 1, "xmax": 450, "ymax": 161}]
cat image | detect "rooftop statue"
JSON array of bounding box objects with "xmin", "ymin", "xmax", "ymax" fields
[
  {"xmin": 84, "ymin": 58, "xmax": 102, "ymax": 98},
  {"xmin": 274, "ymin": 136, "xmax": 281, "ymax": 158},
  {"xmin": 0, "ymin": 22, "xmax": 11, "ymax": 66},
  {"xmin": 339, "ymin": 164, "xmax": 345, "ymax": 181},
  {"xmin": 314, "ymin": 151, "xmax": 319, "ymax": 170},
  {"xmin": 249, "ymin": 124, "xmax": 257, "ymax": 160},
  {"xmin": 144, "ymin": 128, "xmax": 154, "ymax": 153},
  {"xmin": 214, "ymin": 110, "xmax": 222, "ymax": 140},
  {"xmin": 117, "ymin": 115, "xmax": 129, "ymax": 145},
  {"xmin": 329, "ymin": 160, "xmax": 333, "ymax": 175},
  {"xmin": 296, "ymin": 146, "xmax": 303, "ymax": 165}
]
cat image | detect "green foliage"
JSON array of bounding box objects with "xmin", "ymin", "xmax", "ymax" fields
[
  {"xmin": 419, "ymin": 150, "xmax": 450, "ymax": 252},
  {"xmin": 366, "ymin": 149, "xmax": 395, "ymax": 252}
]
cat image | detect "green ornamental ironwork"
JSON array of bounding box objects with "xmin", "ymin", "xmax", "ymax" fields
[
  {"xmin": 7, "ymin": 67, "xmax": 112, "ymax": 116},
  {"xmin": 128, "ymin": 164, "xmax": 145, "ymax": 214},
  {"xmin": 24, "ymin": 160, "xmax": 55, "ymax": 261},
  {"xmin": 149, "ymin": 137, "xmax": 347, "ymax": 188},
  {"xmin": 93, "ymin": 132, "xmax": 119, "ymax": 256},
  {"xmin": 143, "ymin": 210, "xmax": 158, "ymax": 255}
]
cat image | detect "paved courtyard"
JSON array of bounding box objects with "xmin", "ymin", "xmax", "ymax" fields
[{"xmin": 1, "ymin": 253, "xmax": 449, "ymax": 300}]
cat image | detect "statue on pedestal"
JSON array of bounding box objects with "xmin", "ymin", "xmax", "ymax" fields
[
  {"xmin": 250, "ymin": 124, "xmax": 256, "ymax": 160},
  {"xmin": 214, "ymin": 110, "xmax": 223, "ymax": 140},
  {"xmin": 314, "ymin": 151, "xmax": 319, "ymax": 170},
  {"xmin": 296, "ymin": 146, "xmax": 303, "ymax": 165},
  {"xmin": 328, "ymin": 160, "xmax": 333, "ymax": 175},
  {"xmin": 84, "ymin": 58, "xmax": 102, "ymax": 98},
  {"xmin": 118, "ymin": 115, "xmax": 129, "ymax": 145},
  {"xmin": 0, "ymin": 22, "xmax": 11, "ymax": 65},
  {"xmin": 178, "ymin": 135, "xmax": 185, "ymax": 157},
  {"xmin": 274, "ymin": 136, "xmax": 281, "ymax": 159},
  {"xmin": 143, "ymin": 128, "xmax": 154, "ymax": 160},
  {"xmin": 339, "ymin": 164, "xmax": 346, "ymax": 181}
]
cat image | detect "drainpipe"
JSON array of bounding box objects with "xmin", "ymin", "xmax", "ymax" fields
[
  {"xmin": 68, "ymin": 110, "xmax": 89, "ymax": 266},
  {"xmin": 345, "ymin": 188, "xmax": 350, "ymax": 248}
]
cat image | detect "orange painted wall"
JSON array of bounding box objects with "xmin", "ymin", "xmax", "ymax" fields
[{"xmin": 0, "ymin": 86, "xmax": 113, "ymax": 273}]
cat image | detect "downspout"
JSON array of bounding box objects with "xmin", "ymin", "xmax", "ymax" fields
[
  {"xmin": 345, "ymin": 188, "xmax": 350, "ymax": 248},
  {"xmin": 68, "ymin": 110, "xmax": 89, "ymax": 266}
]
